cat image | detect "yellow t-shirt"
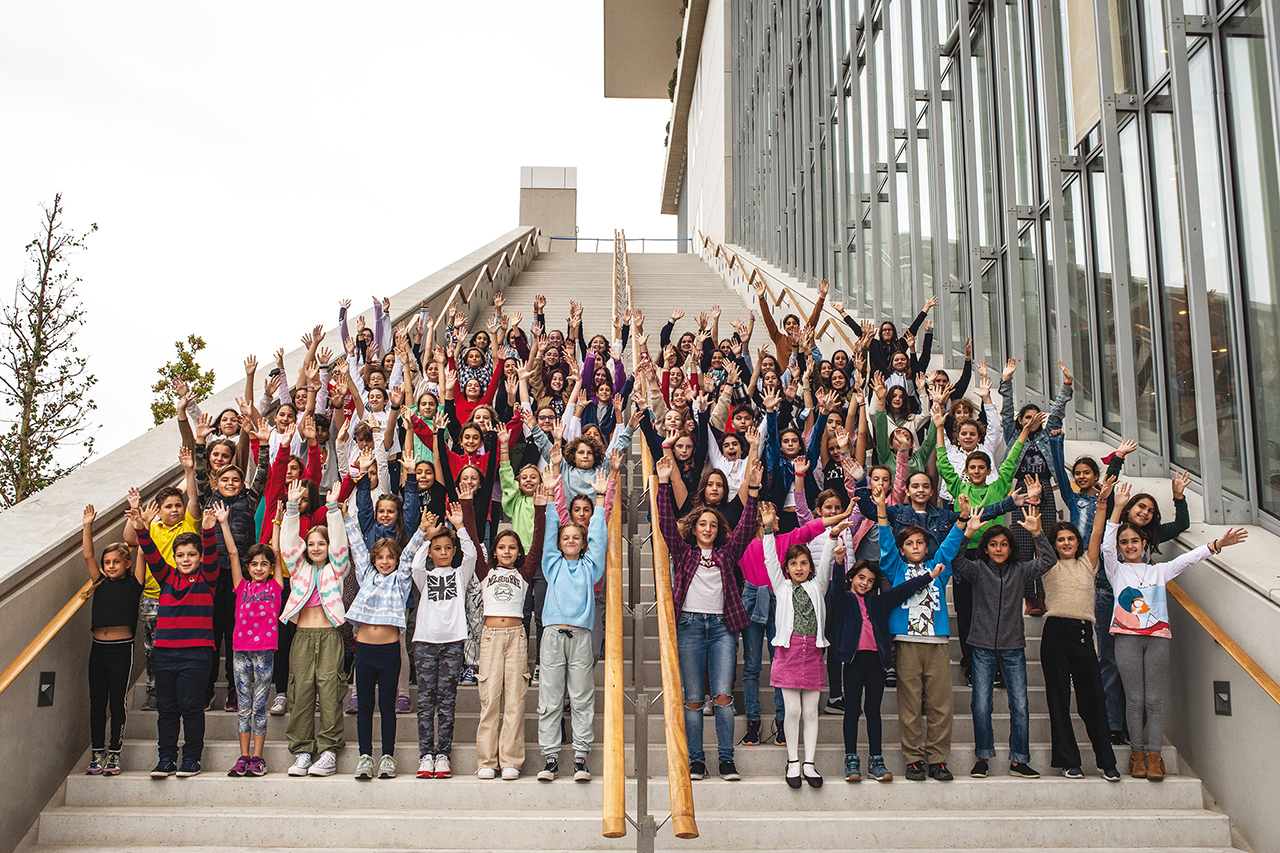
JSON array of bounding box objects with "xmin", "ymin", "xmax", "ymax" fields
[{"xmin": 142, "ymin": 512, "xmax": 200, "ymax": 599}]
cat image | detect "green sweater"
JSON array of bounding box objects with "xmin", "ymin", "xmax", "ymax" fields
[
  {"xmin": 937, "ymin": 438, "xmax": 1026, "ymax": 549},
  {"xmin": 874, "ymin": 410, "xmax": 937, "ymax": 475},
  {"xmin": 499, "ymin": 459, "xmax": 536, "ymax": 549}
]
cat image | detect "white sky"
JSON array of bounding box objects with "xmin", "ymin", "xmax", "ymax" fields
[{"xmin": 0, "ymin": 1, "xmax": 676, "ymax": 457}]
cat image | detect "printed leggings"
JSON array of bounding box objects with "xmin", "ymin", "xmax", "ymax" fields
[{"xmin": 233, "ymin": 650, "xmax": 274, "ymax": 736}]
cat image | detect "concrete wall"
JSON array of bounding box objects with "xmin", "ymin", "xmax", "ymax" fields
[
  {"xmin": 0, "ymin": 227, "xmax": 537, "ymax": 853},
  {"xmin": 1166, "ymin": 551, "xmax": 1280, "ymax": 853},
  {"xmin": 519, "ymin": 167, "xmax": 577, "ymax": 252},
  {"xmin": 681, "ymin": 0, "xmax": 731, "ymax": 247}
]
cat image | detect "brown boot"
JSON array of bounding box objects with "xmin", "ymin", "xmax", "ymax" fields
[
  {"xmin": 1146, "ymin": 751, "xmax": 1165, "ymax": 781},
  {"xmin": 1129, "ymin": 750, "xmax": 1147, "ymax": 778}
]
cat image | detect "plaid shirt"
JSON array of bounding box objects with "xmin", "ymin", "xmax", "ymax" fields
[
  {"xmin": 343, "ymin": 513, "xmax": 426, "ymax": 630},
  {"xmin": 657, "ymin": 483, "xmax": 758, "ymax": 633}
]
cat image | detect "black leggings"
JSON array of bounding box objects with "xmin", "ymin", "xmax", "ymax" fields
[
  {"xmin": 841, "ymin": 650, "xmax": 886, "ymax": 755},
  {"xmin": 89, "ymin": 638, "xmax": 133, "ymax": 751},
  {"xmin": 355, "ymin": 640, "xmax": 402, "ymax": 756}
]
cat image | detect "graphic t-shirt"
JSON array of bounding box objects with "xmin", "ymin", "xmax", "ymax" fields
[{"xmin": 233, "ymin": 580, "xmax": 282, "ymax": 652}]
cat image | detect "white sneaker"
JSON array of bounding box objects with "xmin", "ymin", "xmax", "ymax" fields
[
  {"xmin": 269, "ymin": 694, "xmax": 288, "ymax": 716},
  {"xmin": 417, "ymin": 755, "xmax": 435, "ymax": 778},
  {"xmin": 287, "ymin": 753, "xmax": 313, "ymax": 776},
  {"xmin": 702, "ymin": 695, "xmax": 714, "ymax": 716},
  {"xmin": 434, "ymin": 754, "xmax": 451, "ymax": 778},
  {"xmin": 476, "ymin": 767, "xmax": 496, "ymax": 780},
  {"xmin": 307, "ymin": 750, "xmax": 337, "ymax": 776},
  {"xmin": 501, "ymin": 766, "xmax": 520, "ymax": 781}
]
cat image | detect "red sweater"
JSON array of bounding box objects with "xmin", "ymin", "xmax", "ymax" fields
[{"xmin": 139, "ymin": 527, "xmax": 220, "ymax": 648}]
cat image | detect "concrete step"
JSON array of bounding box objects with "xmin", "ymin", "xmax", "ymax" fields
[
  {"xmin": 24, "ymin": 848, "xmax": 1244, "ymax": 853},
  {"xmin": 108, "ymin": 740, "xmax": 1177, "ymax": 780},
  {"xmin": 36, "ymin": 805, "xmax": 1231, "ymax": 850},
  {"xmin": 63, "ymin": 771, "xmax": 1204, "ymax": 811}
]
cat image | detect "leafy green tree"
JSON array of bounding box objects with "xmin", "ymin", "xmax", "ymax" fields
[
  {"xmin": 151, "ymin": 334, "xmax": 216, "ymax": 425},
  {"xmin": 0, "ymin": 193, "xmax": 99, "ymax": 508}
]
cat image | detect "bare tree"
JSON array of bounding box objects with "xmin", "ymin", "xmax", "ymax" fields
[{"xmin": 0, "ymin": 194, "xmax": 98, "ymax": 508}]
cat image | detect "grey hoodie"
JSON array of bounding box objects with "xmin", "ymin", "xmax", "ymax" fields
[{"xmin": 952, "ymin": 532, "xmax": 1055, "ymax": 650}]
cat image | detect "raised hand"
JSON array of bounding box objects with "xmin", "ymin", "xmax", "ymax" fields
[
  {"xmin": 1002, "ymin": 358, "xmax": 1017, "ymax": 381},
  {"xmin": 792, "ymin": 454, "xmax": 810, "ymax": 478},
  {"xmin": 1017, "ymin": 504, "xmax": 1042, "ymax": 536},
  {"xmin": 212, "ymin": 501, "xmax": 229, "ymax": 525},
  {"xmin": 1115, "ymin": 439, "xmax": 1139, "ymax": 458},
  {"xmin": 244, "ymin": 354, "xmax": 258, "ymax": 376},
  {"xmin": 201, "ymin": 506, "xmax": 218, "ymax": 530},
  {"xmin": 593, "ymin": 467, "xmax": 609, "ymax": 495},
  {"xmin": 924, "ymin": 295, "xmax": 941, "ymax": 312},
  {"xmin": 1218, "ymin": 527, "xmax": 1249, "ymax": 549},
  {"xmin": 1098, "ymin": 474, "xmax": 1118, "ymax": 501},
  {"xmin": 83, "ymin": 504, "xmax": 96, "ymax": 526},
  {"xmin": 1172, "ymin": 468, "xmax": 1191, "ymax": 500},
  {"xmin": 746, "ymin": 458, "xmax": 764, "ymax": 488},
  {"xmin": 127, "ymin": 486, "xmax": 142, "ymax": 511},
  {"xmin": 1058, "ymin": 359, "xmax": 1074, "ymax": 386},
  {"xmin": 287, "ymin": 479, "xmax": 305, "ymax": 504},
  {"xmin": 758, "ymin": 502, "xmax": 778, "ymax": 530},
  {"xmin": 195, "ymin": 413, "xmax": 213, "ymax": 444},
  {"xmin": 1024, "ymin": 473, "xmax": 1042, "ymax": 502}
]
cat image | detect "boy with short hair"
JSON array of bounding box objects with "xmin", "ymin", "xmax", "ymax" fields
[{"xmin": 132, "ymin": 504, "xmax": 221, "ymax": 778}]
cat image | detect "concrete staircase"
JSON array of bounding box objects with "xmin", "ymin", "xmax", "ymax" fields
[{"xmin": 26, "ymin": 252, "xmax": 1238, "ymax": 852}]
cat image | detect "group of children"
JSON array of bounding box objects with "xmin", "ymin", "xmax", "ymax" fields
[{"xmin": 79, "ymin": 284, "xmax": 1246, "ymax": 789}]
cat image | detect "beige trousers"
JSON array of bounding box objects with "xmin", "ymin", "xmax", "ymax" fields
[
  {"xmin": 894, "ymin": 639, "xmax": 954, "ymax": 765},
  {"xmin": 476, "ymin": 625, "xmax": 529, "ymax": 771}
]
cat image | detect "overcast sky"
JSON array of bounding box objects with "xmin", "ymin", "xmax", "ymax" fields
[{"xmin": 0, "ymin": 1, "xmax": 676, "ymax": 457}]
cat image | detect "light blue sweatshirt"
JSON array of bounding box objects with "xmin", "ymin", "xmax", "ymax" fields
[{"xmin": 540, "ymin": 504, "xmax": 608, "ymax": 630}]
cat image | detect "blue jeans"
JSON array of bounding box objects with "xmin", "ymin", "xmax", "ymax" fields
[
  {"xmin": 971, "ymin": 648, "xmax": 1030, "ymax": 764},
  {"xmin": 1094, "ymin": 587, "xmax": 1127, "ymax": 732},
  {"xmin": 676, "ymin": 613, "xmax": 738, "ymax": 764},
  {"xmin": 741, "ymin": 584, "xmax": 784, "ymax": 723}
]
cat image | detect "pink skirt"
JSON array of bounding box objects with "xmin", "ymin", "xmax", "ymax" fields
[{"xmin": 769, "ymin": 634, "xmax": 826, "ymax": 691}]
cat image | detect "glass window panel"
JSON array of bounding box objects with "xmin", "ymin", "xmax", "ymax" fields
[
  {"xmin": 875, "ymin": 19, "xmax": 888, "ymax": 161},
  {"xmin": 1119, "ymin": 121, "xmax": 1160, "ymax": 450},
  {"xmin": 897, "ymin": 165, "xmax": 913, "ymax": 317},
  {"xmin": 941, "ymin": 70, "xmax": 966, "ymax": 287},
  {"xmin": 1041, "ymin": 218, "xmax": 1060, "ymax": 391},
  {"xmin": 1064, "ymin": 180, "xmax": 1097, "ymax": 419},
  {"xmin": 1189, "ymin": 48, "xmax": 1246, "ymax": 496},
  {"xmin": 971, "ymin": 21, "xmax": 998, "ymax": 246},
  {"xmin": 861, "ymin": 52, "xmax": 873, "ymax": 188},
  {"xmin": 1006, "ymin": 0, "xmax": 1035, "ymax": 206},
  {"xmin": 1052, "ymin": 0, "xmax": 1077, "ymax": 149},
  {"xmin": 1029, "ymin": 0, "xmax": 1052, "ymax": 198},
  {"xmin": 1141, "ymin": 0, "xmax": 1168, "ymax": 87},
  {"xmin": 913, "ymin": 0, "xmax": 928, "ymax": 86},
  {"xmin": 1020, "ymin": 227, "xmax": 1043, "ymax": 393},
  {"xmin": 1149, "ymin": 109, "xmax": 1200, "ymax": 473},
  {"xmin": 1225, "ymin": 0, "xmax": 1280, "ymax": 514},
  {"xmin": 918, "ymin": 115, "xmax": 936, "ymax": 298},
  {"xmin": 881, "ymin": 193, "xmax": 894, "ymax": 318},
  {"xmin": 1218, "ymin": 0, "xmax": 1280, "ymax": 507},
  {"xmin": 950, "ymin": 288, "xmax": 972, "ymax": 360},
  {"xmin": 980, "ymin": 265, "xmax": 1004, "ymax": 367},
  {"xmin": 1090, "ymin": 166, "xmax": 1123, "ymax": 434},
  {"xmin": 1110, "ymin": 0, "xmax": 1138, "ymax": 95},
  {"xmin": 890, "ymin": 0, "xmax": 907, "ymax": 130}
]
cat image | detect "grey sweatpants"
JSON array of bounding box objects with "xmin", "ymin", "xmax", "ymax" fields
[
  {"xmin": 1113, "ymin": 633, "xmax": 1169, "ymax": 752},
  {"xmin": 537, "ymin": 625, "xmax": 595, "ymax": 759}
]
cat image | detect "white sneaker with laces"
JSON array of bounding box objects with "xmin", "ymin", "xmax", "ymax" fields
[
  {"xmin": 307, "ymin": 750, "xmax": 337, "ymax": 776},
  {"xmin": 287, "ymin": 753, "xmax": 313, "ymax": 776},
  {"xmin": 433, "ymin": 754, "xmax": 451, "ymax": 778},
  {"xmin": 417, "ymin": 755, "xmax": 435, "ymax": 778},
  {"xmin": 476, "ymin": 767, "xmax": 496, "ymax": 780},
  {"xmin": 501, "ymin": 766, "xmax": 520, "ymax": 781},
  {"xmin": 269, "ymin": 694, "xmax": 288, "ymax": 716}
]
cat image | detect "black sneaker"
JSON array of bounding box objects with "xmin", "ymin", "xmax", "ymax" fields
[
  {"xmin": 223, "ymin": 693, "xmax": 238, "ymax": 713},
  {"xmin": 537, "ymin": 758, "xmax": 558, "ymax": 781},
  {"xmin": 884, "ymin": 668, "xmax": 897, "ymax": 687},
  {"xmin": 824, "ymin": 696, "xmax": 845, "ymax": 715},
  {"xmin": 1009, "ymin": 762, "xmax": 1040, "ymax": 778},
  {"xmin": 741, "ymin": 718, "xmax": 762, "ymax": 746},
  {"xmin": 719, "ymin": 760, "xmax": 740, "ymax": 781},
  {"xmin": 176, "ymin": 759, "xmax": 201, "ymax": 778},
  {"xmin": 689, "ymin": 760, "xmax": 707, "ymax": 780},
  {"xmin": 573, "ymin": 757, "xmax": 591, "ymax": 782},
  {"xmin": 1102, "ymin": 766, "xmax": 1121, "ymax": 782},
  {"xmin": 150, "ymin": 759, "xmax": 177, "ymax": 779},
  {"xmin": 773, "ymin": 717, "xmax": 786, "ymax": 746},
  {"xmin": 994, "ymin": 669, "xmax": 1006, "ymax": 689},
  {"xmin": 963, "ymin": 668, "xmax": 973, "ymax": 687},
  {"xmin": 1062, "ymin": 766, "xmax": 1084, "ymax": 779},
  {"xmin": 928, "ymin": 762, "xmax": 953, "ymax": 781},
  {"xmin": 970, "ymin": 759, "xmax": 989, "ymax": 778},
  {"xmin": 1110, "ymin": 730, "xmax": 1129, "ymax": 746},
  {"xmin": 905, "ymin": 761, "xmax": 928, "ymax": 782}
]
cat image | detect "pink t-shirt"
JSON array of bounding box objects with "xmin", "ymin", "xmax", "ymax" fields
[
  {"xmin": 856, "ymin": 594, "xmax": 877, "ymax": 652},
  {"xmin": 234, "ymin": 580, "xmax": 282, "ymax": 652}
]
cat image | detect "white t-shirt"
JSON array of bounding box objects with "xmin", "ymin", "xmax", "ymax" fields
[
  {"xmin": 682, "ymin": 549, "xmax": 724, "ymax": 615},
  {"xmin": 480, "ymin": 566, "xmax": 528, "ymax": 619},
  {"xmin": 411, "ymin": 529, "xmax": 477, "ymax": 644}
]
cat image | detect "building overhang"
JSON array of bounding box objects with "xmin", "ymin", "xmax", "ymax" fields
[{"xmin": 603, "ymin": 0, "xmax": 687, "ymax": 99}]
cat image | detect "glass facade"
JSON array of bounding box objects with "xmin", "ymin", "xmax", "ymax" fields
[{"xmin": 728, "ymin": 0, "xmax": 1280, "ymax": 526}]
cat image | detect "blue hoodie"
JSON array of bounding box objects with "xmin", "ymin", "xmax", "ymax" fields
[
  {"xmin": 881, "ymin": 524, "xmax": 965, "ymax": 639},
  {"xmin": 540, "ymin": 504, "xmax": 608, "ymax": 630}
]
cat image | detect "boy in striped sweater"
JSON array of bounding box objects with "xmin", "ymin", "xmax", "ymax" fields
[{"xmin": 132, "ymin": 504, "xmax": 220, "ymax": 778}]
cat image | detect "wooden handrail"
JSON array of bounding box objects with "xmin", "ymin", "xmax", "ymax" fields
[
  {"xmin": 602, "ymin": 230, "xmax": 626, "ymax": 839},
  {"xmin": 0, "ymin": 578, "xmax": 100, "ymax": 696},
  {"xmin": 1168, "ymin": 580, "xmax": 1280, "ymax": 707},
  {"xmin": 626, "ymin": 232, "xmax": 698, "ymax": 841}
]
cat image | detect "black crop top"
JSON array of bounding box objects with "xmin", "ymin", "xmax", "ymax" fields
[{"xmin": 91, "ymin": 574, "xmax": 144, "ymax": 635}]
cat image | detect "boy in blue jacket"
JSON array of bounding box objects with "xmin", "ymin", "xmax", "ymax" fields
[
  {"xmin": 877, "ymin": 487, "xmax": 970, "ymax": 783},
  {"xmin": 536, "ymin": 472, "xmax": 608, "ymax": 783}
]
